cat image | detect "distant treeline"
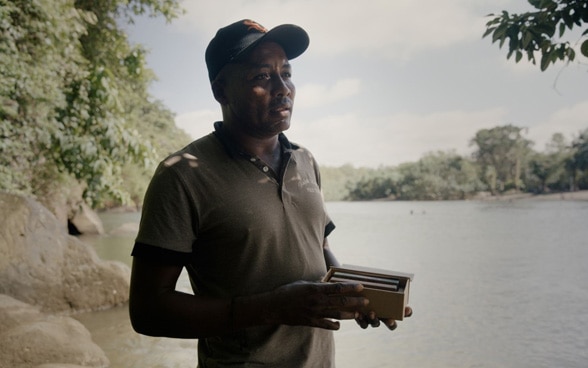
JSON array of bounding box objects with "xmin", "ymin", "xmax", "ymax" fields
[{"xmin": 321, "ymin": 125, "xmax": 588, "ymax": 201}]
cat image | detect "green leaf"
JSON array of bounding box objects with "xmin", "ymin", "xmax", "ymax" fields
[
  {"xmin": 528, "ymin": 0, "xmax": 542, "ymax": 9},
  {"xmin": 581, "ymin": 40, "xmax": 588, "ymax": 58},
  {"xmin": 492, "ymin": 23, "xmax": 508, "ymax": 43},
  {"xmin": 540, "ymin": 53, "xmax": 550, "ymax": 71},
  {"xmin": 515, "ymin": 50, "xmax": 523, "ymax": 63},
  {"xmin": 482, "ymin": 27, "xmax": 494, "ymax": 38},
  {"xmin": 567, "ymin": 48, "xmax": 575, "ymax": 62},
  {"xmin": 562, "ymin": 10, "xmax": 574, "ymax": 29},
  {"xmin": 522, "ymin": 31, "xmax": 534, "ymax": 49},
  {"xmin": 535, "ymin": 23, "xmax": 556, "ymax": 37}
]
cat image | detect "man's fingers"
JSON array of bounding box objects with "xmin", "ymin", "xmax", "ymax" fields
[
  {"xmin": 323, "ymin": 281, "xmax": 364, "ymax": 294},
  {"xmin": 326, "ymin": 294, "xmax": 368, "ymax": 309},
  {"xmin": 380, "ymin": 318, "xmax": 397, "ymax": 331},
  {"xmin": 312, "ymin": 318, "xmax": 341, "ymax": 331},
  {"xmin": 404, "ymin": 306, "xmax": 413, "ymax": 318},
  {"xmin": 355, "ymin": 315, "xmax": 369, "ymax": 329}
]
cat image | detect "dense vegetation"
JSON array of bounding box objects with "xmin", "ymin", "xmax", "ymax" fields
[
  {"xmin": 322, "ymin": 125, "xmax": 588, "ymax": 201},
  {"xmin": 1, "ymin": 0, "xmax": 190, "ymax": 209}
]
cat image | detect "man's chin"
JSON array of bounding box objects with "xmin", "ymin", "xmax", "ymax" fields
[{"xmin": 270, "ymin": 119, "xmax": 291, "ymax": 134}]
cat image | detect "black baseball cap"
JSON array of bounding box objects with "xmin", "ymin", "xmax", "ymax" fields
[{"xmin": 205, "ymin": 19, "xmax": 309, "ymax": 82}]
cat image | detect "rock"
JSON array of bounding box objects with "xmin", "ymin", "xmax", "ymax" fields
[
  {"xmin": 0, "ymin": 295, "xmax": 109, "ymax": 368},
  {"xmin": 34, "ymin": 365, "xmax": 91, "ymax": 368},
  {"xmin": 0, "ymin": 293, "xmax": 43, "ymax": 334},
  {"xmin": 34, "ymin": 178, "xmax": 86, "ymax": 231},
  {"xmin": 0, "ymin": 192, "xmax": 130, "ymax": 313},
  {"xmin": 70, "ymin": 202, "xmax": 105, "ymax": 235}
]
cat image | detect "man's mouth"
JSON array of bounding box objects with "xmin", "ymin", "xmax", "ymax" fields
[
  {"xmin": 271, "ymin": 105, "xmax": 291, "ymax": 113},
  {"xmin": 270, "ymin": 99, "xmax": 293, "ymax": 114}
]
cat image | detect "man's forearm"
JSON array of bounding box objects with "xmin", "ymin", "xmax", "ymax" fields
[{"xmin": 323, "ymin": 238, "xmax": 341, "ymax": 268}]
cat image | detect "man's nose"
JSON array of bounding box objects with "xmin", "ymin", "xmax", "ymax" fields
[{"xmin": 273, "ymin": 76, "xmax": 291, "ymax": 97}]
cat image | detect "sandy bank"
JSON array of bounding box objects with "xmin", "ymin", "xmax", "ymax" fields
[{"xmin": 483, "ymin": 190, "xmax": 588, "ymax": 202}]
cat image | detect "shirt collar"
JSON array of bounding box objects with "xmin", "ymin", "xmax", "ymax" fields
[{"xmin": 212, "ymin": 121, "xmax": 299, "ymax": 159}]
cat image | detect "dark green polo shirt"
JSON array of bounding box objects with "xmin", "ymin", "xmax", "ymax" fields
[{"xmin": 134, "ymin": 122, "xmax": 336, "ymax": 367}]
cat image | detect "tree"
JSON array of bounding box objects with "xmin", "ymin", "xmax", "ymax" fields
[
  {"xmin": 395, "ymin": 151, "xmax": 484, "ymax": 200},
  {"xmin": 572, "ymin": 128, "xmax": 588, "ymax": 170},
  {"xmin": 0, "ymin": 0, "xmax": 184, "ymax": 207},
  {"xmin": 470, "ymin": 125, "xmax": 534, "ymax": 193},
  {"xmin": 1, "ymin": 0, "xmax": 90, "ymax": 199},
  {"xmin": 342, "ymin": 151, "xmax": 484, "ymax": 201},
  {"xmin": 321, "ymin": 164, "xmax": 380, "ymax": 201},
  {"xmin": 527, "ymin": 133, "xmax": 572, "ymax": 192},
  {"xmin": 483, "ymin": 0, "xmax": 588, "ymax": 71},
  {"xmin": 569, "ymin": 128, "xmax": 588, "ymax": 189},
  {"xmin": 346, "ymin": 175, "xmax": 398, "ymax": 201}
]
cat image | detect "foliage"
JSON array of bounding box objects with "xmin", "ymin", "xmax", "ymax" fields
[
  {"xmin": 483, "ymin": 0, "xmax": 588, "ymax": 71},
  {"xmin": 396, "ymin": 151, "xmax": 484, "ymax": 200},
  {"xmin": 325, "ymin": 125, "xmax": 587, "ymax": 201},
  {"xmin": 320, "ymin": 165, "xmax": 381, "ymax": 201},
  {"xmin": 572, "ymin": 128, "xmax": 588, "ymax": 170},
  {"xmin": 567, "ymin": 128, "xmax": 588, "ymax": 189},
  {"xmin": 470, "ymin": 125, "xmax": 534, "ymax": 194},
  {"xmin": 1, "ymin": 0, "xmax": 86, "ymax": 197},
  {"xmin": 345, "ymin": 173, "xmax": 398, "ymax": 201},
  {"xmin": 0, "ymin": 0, "xmax": 184, "ymax": 207},
  {"xmin": 102, "ymin": 99, "xmax": 192, "ymax": 208},
  {"xmin": 526, "ymin": 133, "xmax": 572, "ymax": 192}
]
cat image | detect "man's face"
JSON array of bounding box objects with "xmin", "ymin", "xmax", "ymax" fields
[{"xmin": 220, "ymin": 41, "xmax": 296, "ymax": 138}]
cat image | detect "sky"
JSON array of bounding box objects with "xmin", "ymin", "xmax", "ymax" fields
[{"xmin": 124, "ymin": 0, "xmax": 588, "ymax": 168}]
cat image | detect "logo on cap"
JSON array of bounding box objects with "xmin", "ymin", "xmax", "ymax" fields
[{"xmin": 244, "ymin": 19, "xmax": 267, "ymax": 33}]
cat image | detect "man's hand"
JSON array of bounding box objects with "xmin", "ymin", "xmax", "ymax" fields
[
  {"xmin": 355, "ymin": 306, "xmax": 413, "ymax": 331},
  {"xmin": 257, "ymin": 281, "xmax": 369, "ymax": 330}
]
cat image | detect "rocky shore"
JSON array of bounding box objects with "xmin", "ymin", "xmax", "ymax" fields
[{"xmin": 0, "ymin": 192, "xmax": 130, "ymax": 368}]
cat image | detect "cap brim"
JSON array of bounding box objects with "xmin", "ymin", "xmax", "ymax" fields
[{"xmin": 237, "ymin": 24, "xmax": 309, "ymax": 62}]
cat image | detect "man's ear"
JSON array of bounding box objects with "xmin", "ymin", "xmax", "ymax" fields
[{"xmin": 211, "ymin": 80, "xmax": 228, "ymax": 105}]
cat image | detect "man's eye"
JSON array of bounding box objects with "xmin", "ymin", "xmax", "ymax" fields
[
  {"xmin": 282, "ymin": 72, "xmax": 292, "ymax": 79},
  {"xmin": 255, "ymin": 73, "xmax": 270, "ymax": 80}
]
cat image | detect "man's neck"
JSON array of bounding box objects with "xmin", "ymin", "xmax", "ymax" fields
[{"xmin": 222, "ymin": 123, "xmax": 283, "ymax": 173}]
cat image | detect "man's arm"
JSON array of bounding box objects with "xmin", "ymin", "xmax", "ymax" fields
[
  {"xmin": 129, "ymin": 256, "xmax": 368, "ymax": 339},
  {"xmin": 323, "ymin": 237, "xmax": 340, "ymax": 269}
]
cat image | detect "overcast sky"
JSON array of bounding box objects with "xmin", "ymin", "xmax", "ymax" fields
[{"xmin": 124, "ymin": 0, "xmax": 588, "ymax": 167}]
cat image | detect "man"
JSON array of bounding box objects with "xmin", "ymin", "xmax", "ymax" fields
[{"xmin": 129, "ymin": 19, "xmax": 411, "ymax": 367}]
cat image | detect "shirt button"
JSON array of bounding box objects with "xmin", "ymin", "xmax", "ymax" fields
[
  {"xmin": 262, "ymin": 166, "xmax": 269, "ymax": 172},
  {"xmin": 250, "ymin": 157, "xmax": 256, "ymax": 162}
]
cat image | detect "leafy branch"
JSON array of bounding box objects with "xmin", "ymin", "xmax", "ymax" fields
[{"xmin": 483, "ymin": 0, "xmax": 588, "ymax": 71}]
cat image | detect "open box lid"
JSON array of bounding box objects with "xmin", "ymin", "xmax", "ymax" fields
[{"xmin": 334, "ymin": 264, "xmax": 414, "ymax": 281}]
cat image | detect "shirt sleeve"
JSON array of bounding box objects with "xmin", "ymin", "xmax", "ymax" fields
[
  {"xmin": 131, "ymin": 242, "xmax": 191, "ymax": 265},
  {"xmin": 325, "ymin": 220, "xmax": 336, "ymax": 238},
  {"xmin": 134, "ymin": 160, "xmax": 198, "ymax": 254}
]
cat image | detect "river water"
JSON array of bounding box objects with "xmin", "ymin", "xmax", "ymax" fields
[{"xmin": 75, "ymin": 200, "xmax": 588, "ymax": 368}]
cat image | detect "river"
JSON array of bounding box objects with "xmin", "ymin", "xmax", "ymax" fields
[{"xmin": 75, "ymin": 199, "xmax": 588, "ymax": 367}]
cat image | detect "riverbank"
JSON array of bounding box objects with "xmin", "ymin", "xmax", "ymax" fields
[{"xmin": 483, "ymin": 190, "xmax": 588, "ymax": 202}]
